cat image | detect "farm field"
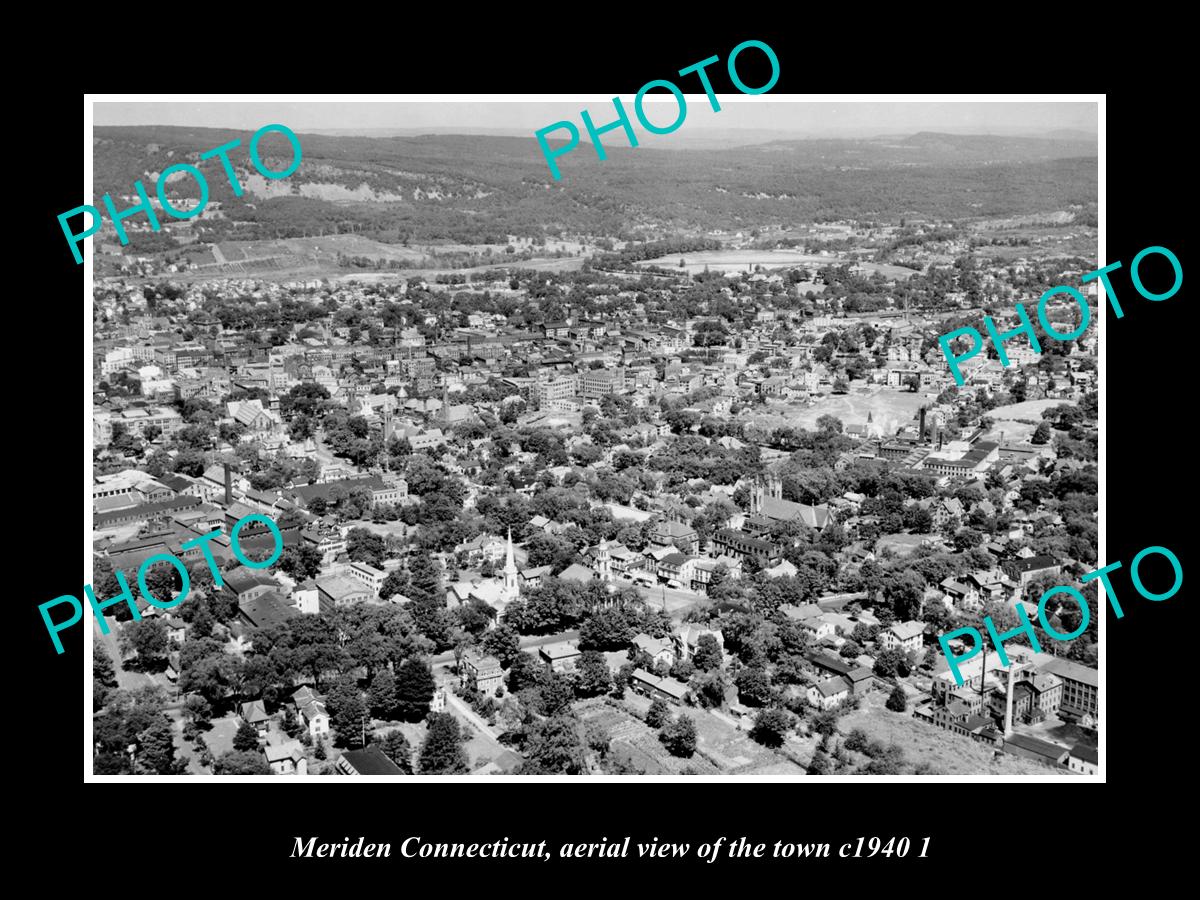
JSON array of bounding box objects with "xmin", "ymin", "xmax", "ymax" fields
[{"xmin": 207, "ymin": 234, "xmax": 428, "ymax": 265}]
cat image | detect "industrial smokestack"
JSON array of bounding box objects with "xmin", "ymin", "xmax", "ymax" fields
[
  {"xmin": 919, "ymin": 406, "xmax": 927, "ymax": 441},
  {"xmin": 223, "ymin": 462, "xmax": 233, "ymax": 506},
  {"xmin": 1004, "ymin": 665, "xmax": 1016, "ymax": 737}
]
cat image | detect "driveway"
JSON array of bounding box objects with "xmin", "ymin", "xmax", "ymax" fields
[{"xmin": 93, "ymin": 616, "xmax": 157, "ymax": 693}]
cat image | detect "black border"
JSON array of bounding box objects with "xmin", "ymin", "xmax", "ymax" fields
[{"xmin": 20, "ymin": 28, "xmax": 1189, "ymax": 883}]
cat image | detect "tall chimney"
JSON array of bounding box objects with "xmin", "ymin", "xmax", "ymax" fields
[
  {"xmin": 919, "ymin": 406, "xmax": 927, "ymax": 442},
  {"xmin": 224, "ymin": 462, "xmax": 233, "ymax": 506},
  {"xmin": 1004, "ymin": 664, "xmax": 1016, "ymax": 737}
]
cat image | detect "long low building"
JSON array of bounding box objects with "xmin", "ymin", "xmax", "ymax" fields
[
  {"xmin": 712, "ymin": 529, "xmax": 781, "ymax": 566},
  {"xmin": 629, "ymin": 668, "xmax": 690, "ymax": 704},
  {"xmin": 94, "ymin": 496, "xmax": 202, "ymax": 530}
]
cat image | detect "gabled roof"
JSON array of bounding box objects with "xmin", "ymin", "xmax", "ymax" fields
[
  {"xmin": 889, "ymin": 620, "xmax": 926, "ymax": 641},
  {"xmin": 241, "ymin": 700, "xmax": 268, "ymax": 723},
  {"xmin": 813, "ymin": 677, "xmax": 850, "ymax": 698},
  {"xmin": 1069, "ymin": 743, "xmax": 1099, "ymax": 764},
  {"xmin": 338, "ymin": 745, "xmax": 405, "ymax": 776}
]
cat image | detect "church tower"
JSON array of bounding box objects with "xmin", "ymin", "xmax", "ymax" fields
[
  {"xmin": 768, "ymin": 473, "xmax": 783, "ymax": 501},
  {"xmin": 750, "ymin": 478, "xmax": 764, "ymax": 515},
  {"xmin": 502, "ymin": 528, "xmax": 519, "ymax": 600},
  {"xmin": 597, "ymin": 541, "xmax": 612, "ymax": 583}
]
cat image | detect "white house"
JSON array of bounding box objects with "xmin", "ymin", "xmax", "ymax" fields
[
  {"xmin": 879, "ymin": 620, "xmax": 925, "ymax": 655},
  {"xmin": 807, "ymin": 676, "xmax": 851, "ymax": 710}
]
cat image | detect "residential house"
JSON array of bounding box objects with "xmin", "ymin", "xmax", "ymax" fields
[
  {"xmin": 292, "ymin": 687, "xmax": 330, "ymax": 739},
  {"xmin": 807, "ymin": 677, "xmax": 851, "ymax": 709},
  {"xmin": 629, "ymin": 668, "xmax": 690, "ymax": 704},
  {"xmin": 648, "ymin": 519, "xmax": 699, "ymax": 554},
  {"xmin": 518, "ymin": 565, "xmax": 552, "ymax": 590},
  {"xmin": 265, "ymin": 740, "xmax": 308, "ymax": 776},
  {"xmin": 1002, "ymin": 555, "xmax": 1063, "ymax": 587},
  {"xmin": 879, "ymin": 620, "xmax": 925, "ymax": 655},
  {"xmin": 656, "ymin": 552, "xmax": 696, "ymax": 587},
  {"xmin": 631, "ymin": 633, "xmax": 675, "ymax": 668},
  {"xmin": 461, "ymin": 650, "xmax": 504, "ymax": 695},
  {"xmin": 539, "ymin": 640, "xmax": 582, "ymax": 673},
  {"xmin": 240, "ymin": 700, "xmax": 270, "ymax": 735},
  {"xmin": 674, "ymin": 624, "xmax": 724, "ymax": 662}
]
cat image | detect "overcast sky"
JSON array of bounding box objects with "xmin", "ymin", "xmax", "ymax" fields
[{"xmin": 94, "ymin": 99, "xmax": 1097, "ymax": 140}]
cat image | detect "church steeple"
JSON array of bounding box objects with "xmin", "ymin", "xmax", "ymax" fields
[{"xmin": 502, "ymin": 528, "xmax": 518, "ymax": 599}]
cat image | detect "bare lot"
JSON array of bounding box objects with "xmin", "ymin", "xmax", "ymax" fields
[
  {"xmin": 984, "ymin": 399, "xmax": 1075, "ymax": 443},
  {"xmin": 744, "ymin": 386, "xmax": 927, "ymax": 434},
  {"xmin": 837, "ymin": 692, "xmax": 1069, "ymax": 776}
]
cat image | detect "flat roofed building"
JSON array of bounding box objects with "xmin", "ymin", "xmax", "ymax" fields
[{"xmin": 1039, "ymin": 657, "xmax": 1099, "ymax": 725}]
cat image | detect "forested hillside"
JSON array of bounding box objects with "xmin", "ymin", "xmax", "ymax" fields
[{"xmin": 93, "ymin": 126, "xmax": 1097, "ymax": 244}]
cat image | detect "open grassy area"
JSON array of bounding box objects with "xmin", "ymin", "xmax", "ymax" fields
[
  {"xmin": 837, "ymin": 691, "xmax": 1069, "ymax": 776},
  {"xmin": 984, "ymin": 398, "xmax": 1076, "ymax": 443},
  {"xmin": 743, "ymin": 385, "xmax": 928, "ymax": 435},
  {"xmin": 637, "ymin": 250, "xmax": 918, "ymax": 279}
]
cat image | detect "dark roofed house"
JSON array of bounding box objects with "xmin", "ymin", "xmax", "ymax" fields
[
  {"xmin": 240, "ymin": 700, "xmax": 270, "ymax": 734},
  {"xmin": 519, "ymin": 565, "xmax": 552, "ymax": 590},
  {"xmin": 1002, "ymin": 555, "xmax": 1062, "ymax": 586},
  {"xmin": 846, "ymin": 667, "xmax": 874, "ymax": 694},
  {"xmin": 806, "ymin": 651, "xmax": 854, "ymax": 678},
  {"xmin": 336, "ymin": 745, "xmax": 406, "ymax": 776}
]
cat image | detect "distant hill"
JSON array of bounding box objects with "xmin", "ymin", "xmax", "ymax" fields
[
  {"xmin": 92, "ymin": 126, "xmax": 1097, "ymax": 245},
  {"xmin": 747, "ymin": 131, "xmax": 1095, "ymax": 165}
]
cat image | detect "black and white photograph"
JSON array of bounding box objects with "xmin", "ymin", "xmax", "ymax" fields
[{"xmin": 81, "ymin": 96, "xmax": 1103, "ymax": 781}]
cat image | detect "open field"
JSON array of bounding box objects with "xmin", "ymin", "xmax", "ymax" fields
[
  {"xmin": 743, "ymin": 385, "xmax": 927, "ymax": 434},
  {"xmin": 837, "ymin": 691, "xmax": 1069, "ymax": 776},
  {"xmin": 984, "ymin": 398, "xmax": 1075, "ymax": 443},
  {"xmin": 637, "ymin": 249, "xmax": 919, "ymax": 279},
  {"xmin": 331, "ymin": 255, "xmax": 587, "ymax": 283},
  {"xmin": 129, "ymin": 233, "xmax": 592, "ymax": 282},
  {"xmin": 988, "ymin": 399, "xmax": 1074, "ymax": 421}
]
